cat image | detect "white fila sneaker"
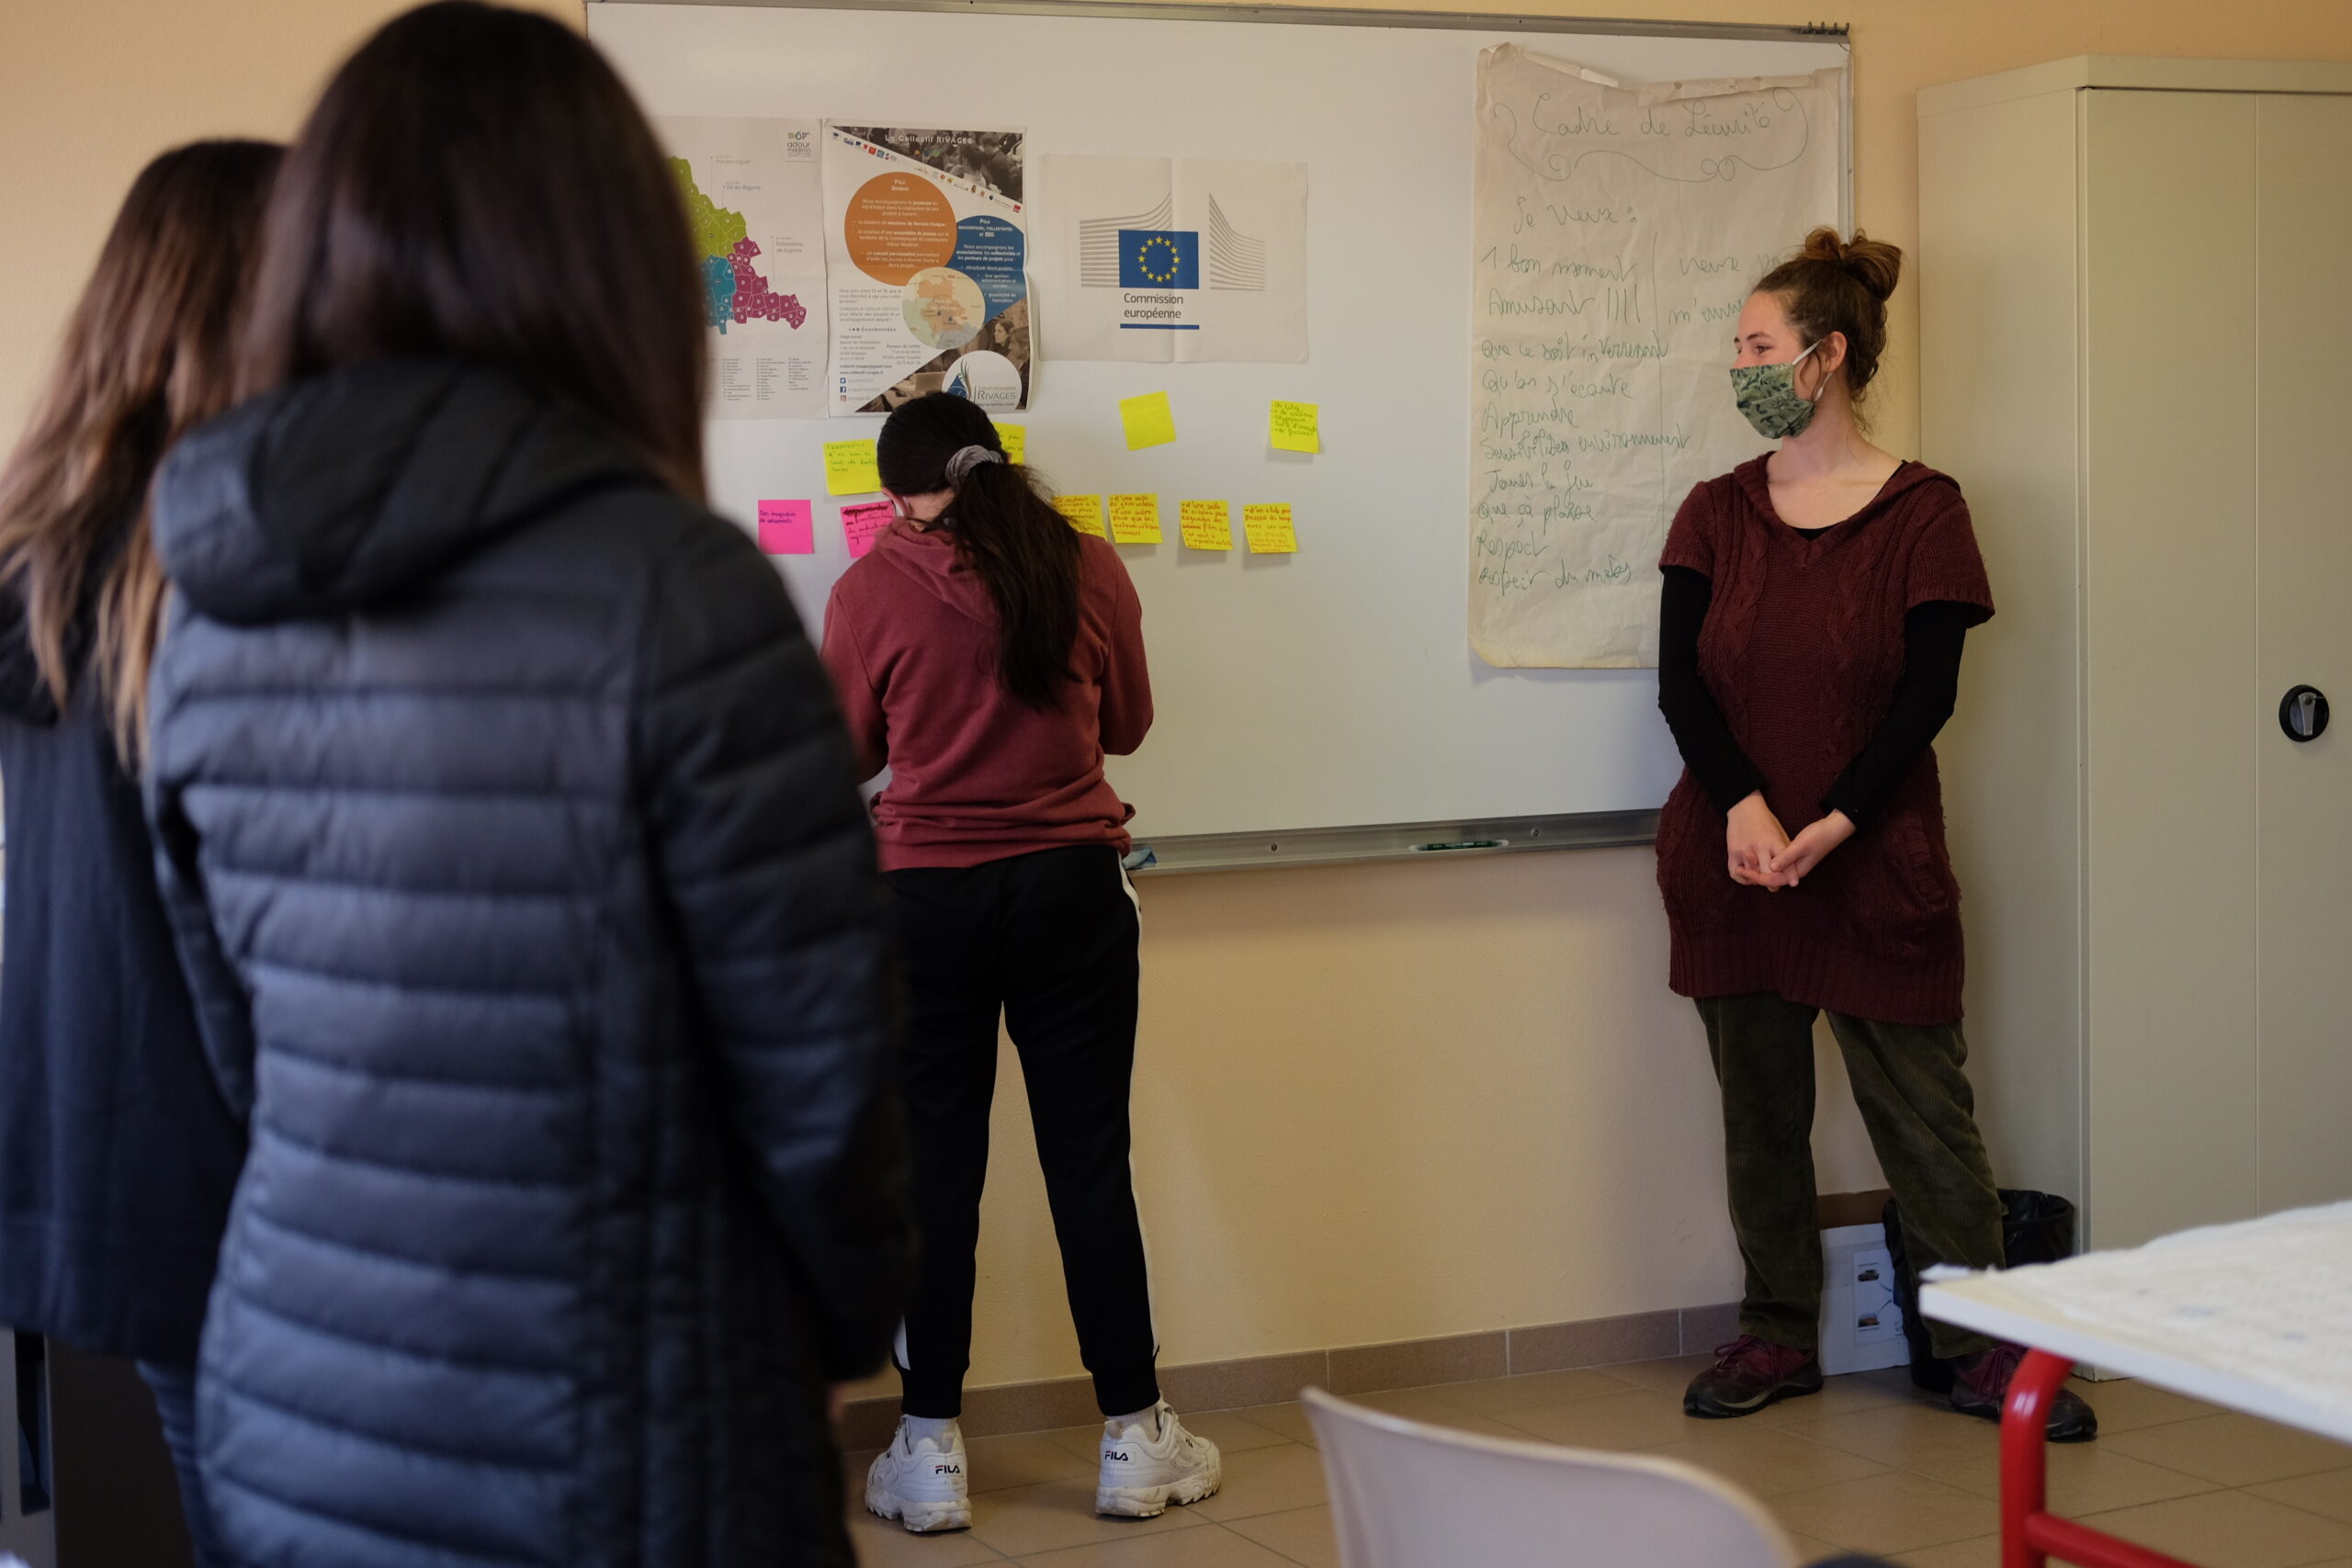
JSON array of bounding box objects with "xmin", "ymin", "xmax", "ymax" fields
[
  {"xmin": 865, "ymin": 1418, "xmax": 973, "ymax": 1533},
  {"xmin": 1095, "ymin": 1402, "xmax": 1222, "ymax": 1518}
]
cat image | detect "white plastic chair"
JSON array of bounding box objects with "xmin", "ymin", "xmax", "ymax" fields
[{"xmin": 1303, "ymin": 1386, "xmax": 1802, "ymax": 1568}]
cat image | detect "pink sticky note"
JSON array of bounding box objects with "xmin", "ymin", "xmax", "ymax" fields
[
  {"xmin": 842, "ymin": 500, "xmax": 895, "ymax": 559},
  {"xmin": 758, "ymin": 499, "xmax": 814, "ymax": 556}
]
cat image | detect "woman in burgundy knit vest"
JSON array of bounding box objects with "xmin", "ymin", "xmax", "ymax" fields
[{"xmin": 1656, "ymin": 229, "xmax": 2096, "ymax": 1440}]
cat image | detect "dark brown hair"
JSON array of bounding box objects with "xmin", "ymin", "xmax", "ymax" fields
[
  {"xmin": 1754, "ymin": 226, "xmax": 1903, "ymax": 413},
  {"xmin": 876, "ymin": 393, "xmax": 1081, "ymax": 711},
  {"xmin": 0, "ymin": 139, "xmax": 282, "ymax": 761},
  {"xmin": 240, "ymin": 1, "xmax": 707, "ymax": 499}
]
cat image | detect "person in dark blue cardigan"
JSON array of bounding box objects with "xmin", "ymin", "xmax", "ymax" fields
[
  {"xmin": 141, "ymin": 7, "xmax": 911, "ymax": 1565},
  {"xmin": 0, "ymin": 138, "xmax": 282, "ymax": 1568}
]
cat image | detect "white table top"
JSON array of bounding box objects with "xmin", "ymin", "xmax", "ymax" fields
[{"xmin": 1921, "ymin": 1201, "xmax": 2352, "ymax": 1447}]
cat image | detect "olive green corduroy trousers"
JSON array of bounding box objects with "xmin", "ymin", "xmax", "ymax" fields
[{"xmin": 1697, "ymin": 992, "xmax": 2004, "ymax": 1360}]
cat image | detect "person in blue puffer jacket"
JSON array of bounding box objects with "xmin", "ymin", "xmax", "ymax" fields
[{"xmin": 142, "ymin": 6, "xmax": 911, "ymax": 1565}]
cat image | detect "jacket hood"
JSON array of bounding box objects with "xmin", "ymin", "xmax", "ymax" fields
[
  {"xmin": 871, "ymin": 514, "xmax": 999, "ymax": 626},
  {"xmin": 153, "ymin": 360, "xmax": 649, "ymax": 626}
]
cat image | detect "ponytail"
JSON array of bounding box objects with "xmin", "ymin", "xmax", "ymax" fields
[{"xmin": 875, "ymin": 392, "xmax": 1082, "ymax": 710}]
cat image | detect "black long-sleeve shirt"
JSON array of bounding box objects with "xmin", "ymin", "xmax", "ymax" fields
[{"xmin": 1657, "ymin": 561, "xmax": 1972, "ymax": 825}]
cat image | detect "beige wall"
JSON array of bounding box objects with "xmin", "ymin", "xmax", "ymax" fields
[
  {"xmin": 5, "ymin": 0, "xmax": 2348, "ymax": 1394},
  {"xmin": 0, "ymin": 0, "xmax": 583, "ymax": 442}
]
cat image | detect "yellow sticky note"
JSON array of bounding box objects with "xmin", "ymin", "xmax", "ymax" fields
[
  {"xmin": 1244, "ymin": 503, "xmax": 1297, "ymax": 554},
  {"xmin": 1119, "ymin": 391, "xmax": 1177, "ymax": 451},
  {"xmin": 1054, "ymin": 493, "xmax": 1106, "ymax": 537},
  {"xmin": 999, "ymin": 423, "xmax": 1026, "ymax": 465},
  {"xmin": 1269, "ymin": 400, "xmax": 1320, "ymax": 454},
  {"xmin": 1179, "ymin": 500, "xmax": 1232, "ymax": 551},
  {"xmin": 1108, "ymin": 493, "xmax": 1161, "ymax": 545},
  {"xmin": 823, "ymin": 439, "xmax": 880, "ymax": 496}
]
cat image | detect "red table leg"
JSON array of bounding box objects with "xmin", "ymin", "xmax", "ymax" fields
[
  {"xmin": 2001, "ymin": 1348, "xmax": 2204, "ymax": 1568},
  {"xmin": 2002, "ymin": 1349, "xmax": 2069, "ymax": 1568}
]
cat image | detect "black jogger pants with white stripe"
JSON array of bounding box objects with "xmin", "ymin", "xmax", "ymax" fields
[{"xmin": 884, "ymin": 843, "xmax": 1161, "ymax": 1419}]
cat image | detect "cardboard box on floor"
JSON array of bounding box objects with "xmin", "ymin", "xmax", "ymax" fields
[{"xmin": 1818, "ymin": 1189, "xmax": 1908, "ymax": 1376}]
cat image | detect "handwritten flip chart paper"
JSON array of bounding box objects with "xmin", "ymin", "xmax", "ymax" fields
[
  {"xmin": 1269, "ymin": 400, "xmax": 1321, "ymax": 453},
  {"xmin": 1109, "ymin": 493, "xmax": 1162, "ymax": 545},
  {"xmin": 823, "ymin": 439, "xmax": 881, "ymax": 496},
  {"xmin": 758, "ymin": 499, "xmax": 815, "ymax": 555},
  {"xmin": 1119, "ymin": 391, "xmax": 1177, "ymax": 450},
  {"xmin": 1054, "ymin": 493, "xmax": 1108, "ymax": 537},
  {"xmin": 841, "ymin": 500, "xmax": 893, "ymax": 558},
  {"xmin": 1243, "ymin": 502, "xmax": 1297, "ymax": 554},
  {"xmin": 1178, "ymin": 500, "xmax": 1232, "ymax": 551},
  {"xmin": 1468, "ymin": 46, "xmax": 1843, "ymax": 667},
  {"xmin": 998, "ymin": 423, "xmax": 1026, "ymax": 465}
]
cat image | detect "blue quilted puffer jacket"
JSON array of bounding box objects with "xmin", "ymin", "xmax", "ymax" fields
[{"xmin": 145, "ymin": 359, "xmax": 912, "ymax": 1568}]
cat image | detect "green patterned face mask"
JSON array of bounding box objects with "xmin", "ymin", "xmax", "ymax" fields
[{"xmin": 1729, "ymin": 341, "xmax": 1824, "ymax": 440}]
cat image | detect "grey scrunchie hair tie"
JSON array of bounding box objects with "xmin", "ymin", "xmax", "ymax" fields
[{"xmin": 944, "ymin": 444, "xmax": 1003, "ymax": 487}]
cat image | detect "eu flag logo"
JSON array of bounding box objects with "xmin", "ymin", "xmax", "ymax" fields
[{"xmin": 1118, "ymin": 230, "xmax": 1199, "ymax": 289}]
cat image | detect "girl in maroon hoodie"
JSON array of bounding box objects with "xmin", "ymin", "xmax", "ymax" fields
[{"xmin": 823, "ymin": 393, "xmax": 1222, "ymax": 1533}]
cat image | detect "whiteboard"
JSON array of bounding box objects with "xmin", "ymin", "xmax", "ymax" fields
[{"xmin": 589, "ymin": 2, "xmax": 1849, "ymax": 845}]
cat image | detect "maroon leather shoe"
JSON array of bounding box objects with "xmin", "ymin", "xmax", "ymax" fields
[
  {"xmin": 1950, "ymin": 1342, "xmax": 2099, "ymax": 1441},
  {"xmin": 1682, "ymin": 1335, "xmax": 1826, "ymax": 1418}
]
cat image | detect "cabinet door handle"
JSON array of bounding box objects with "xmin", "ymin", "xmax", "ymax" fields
[{"xmin": 2280, "ymin": 685, "xmax": 2330, "ymax": 743}]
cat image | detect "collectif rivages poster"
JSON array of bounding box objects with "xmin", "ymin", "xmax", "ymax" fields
[
  {"xmin": 657, "ymin": 116, "xmax": 831, "ymax": 421},
  {"xmin": 1034, "ymin": 155, "xmax": 1308, "ymax": 364},
  {"xmin": 823, "ymin": 124, "xmax": 1032, "ymax": 414},
  {"xmin": 1467, "ymin": 46, "xmax": 1844, "ymax": 668}
]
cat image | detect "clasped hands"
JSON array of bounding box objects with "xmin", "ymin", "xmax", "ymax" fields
[{"xmin": 1725, "ymin": 792, "xmax": 1853, "ymax": 890}]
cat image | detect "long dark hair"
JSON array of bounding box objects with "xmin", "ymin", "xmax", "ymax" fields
[
  {"xmin": 0, "ymin": 139, "xmax": 282, "ymax": 761},
  {"xmin": 239, "ymin": 0, "xmax": 707, "ymax": 499},
  {"xmin": 876, "ymin": 393, "xmax": 1081, "ymax": 710}
]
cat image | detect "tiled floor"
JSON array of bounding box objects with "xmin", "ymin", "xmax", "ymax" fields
[{"xmin": 842, "ymin": 1356, "xmax": 2352, "ymax": 1567}]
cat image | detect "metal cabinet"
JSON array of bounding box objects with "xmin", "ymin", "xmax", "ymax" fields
[{"xmin": 1921, "ymin": 56, "xmax": 2352, "ymax": 1249}]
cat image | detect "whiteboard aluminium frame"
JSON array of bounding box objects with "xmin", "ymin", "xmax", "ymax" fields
[
  {"xmin": 585, "ymin": 1, "xmax": 1854, "ymax": 230},
  {"xmin": 594, "ymin": 0, "xmax": 1853, "ymax": 873}
]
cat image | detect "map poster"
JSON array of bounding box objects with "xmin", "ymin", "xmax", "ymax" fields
[
  {"xmin": 823, "ymin": 125, "xmax": 1030, "ymax": 415},
  {"xmin": 1035, "ymin": 155, "xmax": 1308, "ymax": 364},
  {"xmin": 656, "ymin": 115, "xmax": 829, "ymax": 421},
  {"xmin": 1466, "ymin": 47, "xmax": 1842, "ymax": 667}
]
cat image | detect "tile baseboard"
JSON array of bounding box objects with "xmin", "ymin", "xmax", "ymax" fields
[{"xmin": 838, "ymin": 1302, "xmax": 1740, "ymax": 1450}]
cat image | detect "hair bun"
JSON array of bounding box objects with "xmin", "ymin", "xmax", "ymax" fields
[
  {"xmin": 1796, "ymin": 225, "xmax": 1902, "ymax": 302},
  {"xmin": 1755, "ymin": 229, "xmax": 1900, "ymax": 414}
]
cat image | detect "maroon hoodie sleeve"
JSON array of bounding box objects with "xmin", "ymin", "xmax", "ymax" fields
[
  {"xmin": 1095, "ymin": 550, "xmax": 1152, "ymax": 757},
  {"xmin": 820, "ymin": 581, "xmax": 889, "ymax": 783}
]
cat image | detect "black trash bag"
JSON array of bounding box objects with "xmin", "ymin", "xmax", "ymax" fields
[{"xmin": 1883, "ymin": 1190, "xmax": 2075, "ymax": 1393}]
